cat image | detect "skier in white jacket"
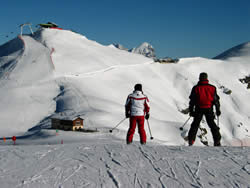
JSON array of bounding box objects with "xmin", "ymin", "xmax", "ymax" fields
[{"xmin": 125, "ymin": 84, "xmax": 150, "ymax": 144}]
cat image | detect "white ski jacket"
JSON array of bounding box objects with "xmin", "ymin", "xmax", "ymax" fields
[{"xmin": 125, "ymin": 90, "xmax": 150, "ymax": 116}]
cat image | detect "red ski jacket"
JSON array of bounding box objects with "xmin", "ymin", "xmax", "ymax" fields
[{"xmin": 189, "ymin": 80, "xmax": 220, "ymax": 110}]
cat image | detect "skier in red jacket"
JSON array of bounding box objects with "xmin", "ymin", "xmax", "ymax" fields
[
  {"xmin": 125, "ymin": 84, "xmax": 150, "ymax": 145},
  {"xmin": 188, "ymin": 72, "xmax": 221, "ymax": 146}
]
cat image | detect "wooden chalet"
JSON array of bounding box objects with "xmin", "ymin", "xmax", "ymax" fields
[{"xmin": 51, "ymin": 117, "xmax": 84, "ymax": 131}]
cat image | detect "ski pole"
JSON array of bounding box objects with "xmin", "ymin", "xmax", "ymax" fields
[
  {"xmin": 217, "ymin": 116, "xmax": 219, "ymax": 127},
  {"xmin": 146, "ymin": 120, "xmax": 154, "ymax": 140},
  {"xmin": 109, "ymin": 117, "xmax": 127, "ymax": 133},
  {"xmin": 179, "ymin": 116, "xmax": 191, "ymax": 131}
]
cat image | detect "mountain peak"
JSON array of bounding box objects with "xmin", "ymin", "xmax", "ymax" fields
[
  {"xmin": 130, "ymin": 42, "xmax": 156, "ymax": 59},
  {"xmin": 112, "ymin": 42, "xmax": 156, "ymax": 59}
]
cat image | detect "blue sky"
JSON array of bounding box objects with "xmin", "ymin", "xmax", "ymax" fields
[{"xmin": 0, "ymin": 0, "xmax": 250, "ymax": 58}]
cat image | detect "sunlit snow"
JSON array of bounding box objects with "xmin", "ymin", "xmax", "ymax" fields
[{"xmin": 0, "ymin": 28, "xmax": 249, "ymax": 187}]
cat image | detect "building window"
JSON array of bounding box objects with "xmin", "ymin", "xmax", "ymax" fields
[{"xmin": 76, "ymin": 121, "xmax": 81, "ymax": 125}]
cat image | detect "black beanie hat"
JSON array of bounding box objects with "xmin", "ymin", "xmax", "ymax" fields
[
  {"xmin": 199, "ymin": 72, "xmax": 208, "ymax": 80},
  {"xmin": 134, "ymin": 83, "xmax": 142, "ymax": 91}
]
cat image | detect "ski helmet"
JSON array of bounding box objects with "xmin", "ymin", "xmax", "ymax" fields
[{"xmin": 134, "ymin": 83, "xmax": 142, "ymax": 91}]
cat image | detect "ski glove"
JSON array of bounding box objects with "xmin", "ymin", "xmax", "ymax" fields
[
  {"xmin": 145, "ymin": 113, "xmax": 150, "ymax": 120},
  {"xmin": 126, "ymin": 112, "xmax": 130, "ymax": 118},
  {"xmin": 216, "ymin": 110, "xmax": 221, "ymax": 116},
  {"xmin": 189, "ymin": 111, "xmax": 196, "ymax": 117}
]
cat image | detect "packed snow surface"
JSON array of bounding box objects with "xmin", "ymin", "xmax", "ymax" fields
[
  {"xmin": 0, "ymin": 28, "xmax": 250, "ymax": 187},
  {"xmin": 1, "ymin": 133, "xmax": 250, "ymax": 188}
]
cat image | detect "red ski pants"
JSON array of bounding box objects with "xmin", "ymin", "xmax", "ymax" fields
[{"xmin": 127, "ymin": 116, "xmax": 146, "ymax": 144}]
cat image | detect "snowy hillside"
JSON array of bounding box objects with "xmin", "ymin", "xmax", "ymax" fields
[
  {"xmin": 0, "ymin": 28, "xmax": 250, "ymax": 187},
  {"xmin": 0, "ymin": 28, "xmax": 250, "ymax": 145},
  {"xmin": 34, "ymin": 29, "xmax": 151, "ymax": 75},
  {"xmin": 0, "ymin": 35, "xmax": 58, "ymax": 136}
]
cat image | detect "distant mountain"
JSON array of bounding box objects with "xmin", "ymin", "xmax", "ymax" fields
[
  {"xmin": 129, "ymin": 42, "xmax": 156, "ymax": 59},
  {"xmin": 113, "ymin": 42, "xmax": 156, "ymax": 59},
  {"xmin": 214, "ymin": 42, "xmax": 250, "ymax": 60}
]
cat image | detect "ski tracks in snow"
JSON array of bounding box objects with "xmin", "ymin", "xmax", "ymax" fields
[
  {"xmin": 61, "ymin": 61, "xmax": 154, "ymax": 79},
  {"xmin": 0, "ymin": 142, "xmax": 250, "ymax": 187}
]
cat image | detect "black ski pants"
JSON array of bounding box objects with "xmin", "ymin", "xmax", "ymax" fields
[{"xmin": 188, "ymin": 108, "xmax": 221, "ymax": 144}]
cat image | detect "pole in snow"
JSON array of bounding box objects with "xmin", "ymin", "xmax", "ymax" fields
[
  {"xmin": 109, "ymin": 117, "xmax": 127, "ymax": 133},
  {"xmin": 146, "ymin": 120, "xmax": 154, "ymax": 140},
  {"xmin": 179, "ymin": 116, "xmax": 191, "ymax": 131}
]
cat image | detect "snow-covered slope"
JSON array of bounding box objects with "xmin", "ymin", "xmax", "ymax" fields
[
  {"xmin": 0, "ymin": 35, "xmax": 58, "ymax": 136},
  {"xmin": 0, "ymin": 28, "xmax": 250, "ymax": 188},
  {"xmin": 0, "ymin": 28, "xmax": 250, "ymax": 146},
  {"xmin": 34, "ymin": 29, "xmax": 151, "ymax": 75}
]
